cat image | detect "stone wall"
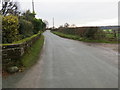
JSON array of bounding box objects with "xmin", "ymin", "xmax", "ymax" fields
[{"xmin": 2, "ymin": 33, "xmax": 41, "ymax": 69}]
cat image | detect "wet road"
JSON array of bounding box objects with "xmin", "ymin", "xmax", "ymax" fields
[{"xmin": 3, "ymin": 30, "xmax": 118, "ymax": 88}]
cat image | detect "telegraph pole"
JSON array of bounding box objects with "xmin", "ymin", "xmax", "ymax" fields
[
  {"xmin": 53, "ymin": 17, "xmax": 54, "ymax": 29},
  {"xmin": 32, "ymin": 0, "xmax": 35, "ymax": 13}
]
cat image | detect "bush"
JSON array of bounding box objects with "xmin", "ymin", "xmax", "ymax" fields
[
  {"xmin": 41, "ymin": 21, "xmax": 46, "ymax": 31},
  {"xmin": 21, "ymin": 10, "xmax": 46, "ymax": 34},
  {"xmin": 19, "ymin": 18, "xmax": 34, "ymax": 38},
  {"xmin": 32, "ymin": 18, "xmax": 42, "ymax": 34},
  {"xmin": 83, "ymin": 27, "xmax": 99, "ymax": 39},
  {"xmin": 94, "ymin": 30, "xmax": 106, "ymax": 40},
  {"xmin": 2, "ymin": 15, "xmax": 20, "ymax": 43}
]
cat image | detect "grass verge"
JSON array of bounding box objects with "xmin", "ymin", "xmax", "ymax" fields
[
  {"xmin": 52, "ymin": 31, "xmax": 118, "ymax": 44},
  {"xmin": 21, "ymin": 35, "xmax": 44, "ymax": 68}
]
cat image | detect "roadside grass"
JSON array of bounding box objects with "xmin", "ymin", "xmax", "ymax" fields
[
  {"xmin": 82, "ymin": 39, "xmax": 118, "ymax": 43},
  {"xmin": 52, "ymin": 31, "xmax": 81, "ymax": 40},
  {"xmin": 52, "ymin": 31, "xmax": 118, "ymax": 44},
  {"xmin": 21, "ymin": 35, "xmax": 44, "ymax": 68}
]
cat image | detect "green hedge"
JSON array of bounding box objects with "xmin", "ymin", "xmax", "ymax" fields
[
  {"xmin": 52, "ymin": 31, "xmax": 118, "ymax": 43},
  {"xmin": 2, "ymin": 15, "xmax": 21, "ymax": 44},
  {"xmin": 19, "ymin": 18, "xmax": 34, "ymax": 38}
]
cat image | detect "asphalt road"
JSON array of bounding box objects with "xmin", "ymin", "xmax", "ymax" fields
[{"xmin": 3, "ymin": 30, "xmax": 118, "ymax": 88}]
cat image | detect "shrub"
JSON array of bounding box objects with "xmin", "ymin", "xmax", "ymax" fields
[
  {"xmin": 19, "ymin": 18, "xmax": 34, "ymax": 38},
  {"xmin": 32, "ymin": 18, "xmax": 42, "ymax": 34},
  {"xmin": 83, "ymin": 27, "xmax": 99, "ymax": 39},
  {"xmin": 94, "ymin": 30, "xmax": 106, "ymax": 40},
  {"xmin": 41, "ymin": 21, "xmax": 46, "ymax": 31},
  {"xmin": 2, "ymin": 15, "xmax": 20, "ymax": 43},
  {"xmin": 21, "ymin": 10, "xmax": 46, "ymax": 34}
]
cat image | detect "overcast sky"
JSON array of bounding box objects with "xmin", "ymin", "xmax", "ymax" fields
[{"xmin": 14, "ymin": 0, "xmax": 119, "ymax": 27}]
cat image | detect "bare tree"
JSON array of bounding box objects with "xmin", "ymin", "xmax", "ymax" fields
[
  {"xmin": 64, "ymin": 23, "xmax": 69, "ymax": 28},
  {"xmin": 0, "ymin": 0, "xmax": 20, "ymax": 16}
]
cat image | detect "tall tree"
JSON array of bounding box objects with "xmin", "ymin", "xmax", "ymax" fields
[{"xmin": 22, "ymin": 10, "xmax": 36, "ymax": 21}]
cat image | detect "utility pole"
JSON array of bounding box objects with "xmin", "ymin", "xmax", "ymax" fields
[
  {"xmin": 32, "ymin": 0, "xmax": 35, "ymax": 13},
  {"xmin": 53, "ymin": 17, "xmax": 54, "ymax": 29}
]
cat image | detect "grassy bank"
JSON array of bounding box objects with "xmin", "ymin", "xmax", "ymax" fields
[
  {"xmin": 52, "ymin": 31, "xmax": 118, "ymax": 44},
  {"xmin": 21, "ymin": 35, "xmax": 44, "ymax": 68}
]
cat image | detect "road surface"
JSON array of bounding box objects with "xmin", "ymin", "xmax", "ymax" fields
[{"xmin": 3, "ymin": 30, "xmax": 118, "ymax": 88}]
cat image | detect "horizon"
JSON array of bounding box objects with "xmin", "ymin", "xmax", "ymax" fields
[{"xmin": 13, "ymin": 0, "xmax": 118, "ymax": 27}]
